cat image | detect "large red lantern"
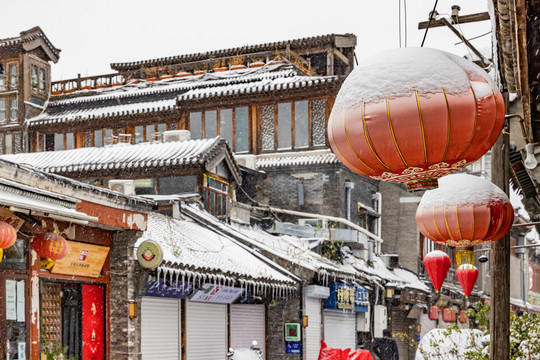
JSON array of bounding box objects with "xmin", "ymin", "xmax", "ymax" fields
[
  {"xmin": 0, "ymin": 221, "xmax": 17, "ymax": 249},
  {"xmin": 416, "ymin": 174, "xmax": 514, "ymax": 265},
  {"xmin": 423, "ymin": 250, "xmax": 451, "ymax": 293},
  {"xmin": 328, "ymin": 47, "xmax": 504, "ymax": 191},
  {"xmin": 456, "ymin": 264, "xmax": 479, "ymax": 298},
  {"xmin": 32, "ymin": 232, "xmax": 69, "ymax": 260}
]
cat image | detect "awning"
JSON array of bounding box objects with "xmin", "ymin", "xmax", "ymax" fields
[
  {"xmin": 135, "ymin": 212, "xmax": 298, "ymax": 295},
  {"xmin": 0, "ymin": 182, "xmax": 97, "ymax": 224}
]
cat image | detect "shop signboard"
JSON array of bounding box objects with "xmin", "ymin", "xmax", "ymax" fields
[
  {"xmin": 189, "ymin": 283, "xmax": 243, "ymax": 304},
  {"xmin": 324, "ymin": 282, "xmax": 369, "ymax": 312},
  {"xmin": 0, "ymin": 207, "xmax": 24, "ymax": 231},
  {"xmin": 51, "ymin": 241, "xmax": 109, "ymax": 278},
  {"xmin": 285, "ymin": 341, "xmax": 301, "ymax": 354},
  {"xmin": 145, "ymin": 274, "xmax": 193, "ymax": 299},
  {"xmin": 136, "ymin": 240, "xmax": 163, "ymax": 270}
]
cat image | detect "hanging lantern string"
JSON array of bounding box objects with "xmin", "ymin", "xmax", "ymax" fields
[{"xmin": 421, "ymin": 0, "xmax": 439, "ymax": 47}]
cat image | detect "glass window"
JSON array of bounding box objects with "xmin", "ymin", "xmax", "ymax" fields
[
  {"xmin": 0, "ymin": 238, "xmax": 26, "ymax": 269},
  {"xmin": 55, "ymin": 133, "xmax": 64, "ymax": 151},
  {"xmin": 0, "ymin": 65, "xmax": 5, "ymax": 91},
  {"xmin": 220, "ymin": 109, "xmax": 233, "ymax": 146},
  {"xmin": 190, "ymin": 112, "xmax": 202, "ymax": 139},
  {"xmin": 66, "ymin": 133, "xmax": 74, "ymax": 150},
  {"xmin": 5, "ymin": 279, "xmax": 26, "ymax": 359},
  {"xmin": 295, "ymin": 100, "xmax": 309, "ymax": 148},
  {"xmin": 94, "ymin": 129, "xmax": 103, "ymax": 147},
  {"xmin": 235, "ymin": 107, "xmax": 249, "ymax": 153},
  {"xmin": 157, "ymin": 123, "xmax": 167, "ymax": 134},
  {"xmin": 133, "ymin": 178, "xmax": 156, "ymax": 195},
  {"xmin": 146, "ymin": 124, "xmax": 155, "ymax": 142},
  {"xmin": 0, "ymin": 98, "xmax": 5, "ymax": 123},
  {"xmin": 134, "ymin": 126, "xmax": 144, "ymax": 144},
  {"xmin": 205, "ymin": 110, "xmax": 217, "ymax": 138},
  {"xmin": 31, "ymin": 66, "xmax": 38, "ymax": 91},
  {"xmin": 9, "ymin": 63, "xmax": 17, "ymax": 90},
  {"xmin": 9, "ymin": 97, "xmax": 17, "ymax": 123},
  {"xmin": 312, "ymin": 99, "xmax": 326, "ymax": 147},
  {"xmin": 277, "ymin": 102, "xmax": 292, "ymax": 149},
  {"xmin": 158, "ymin": 176, "xmax": 197, "ymax": 195},
  {"xmin": 5, "ymin": 133, "xmax": 12, "ymax": 154},
  {"xmin": 104, "ymin": 129, "xmax": 113, "ymax": 145},
  {"xmin": 39, "ymin": 68, "xmax": 46, "ymax": 93}
]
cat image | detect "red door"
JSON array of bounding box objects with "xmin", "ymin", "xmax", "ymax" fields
[{"xmin": 82, "ymin": 284, "xmax": 105, "ymax": 360}]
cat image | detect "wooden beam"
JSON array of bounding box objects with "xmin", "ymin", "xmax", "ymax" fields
[
  {"xmin": 333, "ymin": 48, "xmax": 349, "ymax": 66},
  {"xmin": 490, "ymin": 115, "xmax": 510, "ymax": 360},
  {"xmin": 439, "ymin": 17, "xmax": 490, "ymax": 67},
  {"xmin": 516, "ymin": 0, "xmax": 532, "ymax": 142},
  {"xmin": 326, "ymin": 49, "xmax": 334, "ymax": 76},
  {"xmin": 418, "ymin": 12, "xmax": 490, "ymax": 29}
]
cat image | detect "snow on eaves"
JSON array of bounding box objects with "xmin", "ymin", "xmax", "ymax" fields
[
  {"xmin": 135, "ymin": 212, "xmax": 296, "ymax": 288},
  {"xmin": 0, "ymin": 137, "xmax": 221, "ymax": 174},
  {"xmin": 256, "ymin": 149, "xmax": 340, "ymax": 169}
]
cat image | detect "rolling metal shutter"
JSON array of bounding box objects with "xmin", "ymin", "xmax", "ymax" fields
[
  {"xmin": 391, "ymin": 307, "xmax": 411, "ymax": 360},
  {"xmin": 305, "ymin": 298, "xmax": 322, "ymax": 360},
  {"xmin": 323, "ymin": 310, "xmax": 356, "ymax": 351},
  {"xmin": 230, "ymin": 304, "xmax": 266, "ymax": 359},
  {"xmin": 141, "ymin": 297, "xmax": 181, "ymax": 360},
  {"xmin": 186, "ymin": 301, "xmax": 227, "ymax": 360}
]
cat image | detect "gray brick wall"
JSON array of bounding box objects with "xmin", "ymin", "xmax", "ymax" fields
[
  {"xmin": 267, "ymin": 297, "xmax": 301, "ymax": 360},
  {"xmin": 110, "ymin": 230, "xmax": 145, "ymax": 360}
]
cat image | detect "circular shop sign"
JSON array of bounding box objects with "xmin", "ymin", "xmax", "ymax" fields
[{"xmin": 136, "ymin": 240, "xmax": 163, "ymax": 269}]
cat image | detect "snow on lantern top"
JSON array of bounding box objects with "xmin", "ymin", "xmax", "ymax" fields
[
  {"xmin": 420, "ymin": 174, "xmax": 509, "ymax": 207},
  {"xmin": 328, "ymin": 47, "xmax": 505, "ymax": 192},
  {"xmin": 424, "ymin": 250, "xmax": 449, "ymax": 259},
  {"xmin": 333, "ymin": 47, "xmax": 497, "ymax": 110}
]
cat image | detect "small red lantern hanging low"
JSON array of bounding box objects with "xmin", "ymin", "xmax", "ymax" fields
[
  {"xmin": 456, "ymin": 264, "xmax": 479, "ymax": 298},
  {"xmin": 423, "ymin": 250, "xmax": 451, "ymax": 293},
  {"xmin": 328, "ymin": 47, "xmax": 504, "ymax": 191},
  {"xmin": 32, "ymin": 232, "xmax": 69, "ymax": 260},
  {"xmin": 416, "ymin": 174, "xmax": 514, "ymax": 266},
  {"xmin": 0, "ymin": 221, "xmax": 17, "ymax": 249}
]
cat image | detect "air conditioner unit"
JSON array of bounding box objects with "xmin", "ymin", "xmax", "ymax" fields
[
  {"xmin": 163, "ymin": 130, "xmax": 191, "ymax": 143},
  {"xmin": 356, "ymin": 307, "xmax": 371, "ymax": 332},
  {"xmin": 305, "ymin": 285, "xmax": 330, "ymax": 299},
  {"xmin": 380, "ymin": 254, "xmax": 399, "ymax": 269},
  {"xmin": 373, "ymin": 305, "xmax": 387, "ymax": 338},
  {"xmin": 234, "ymin": 154, "xmax": 257, "ymax": 170},
  {"xmin": 108, "ymin": 180, "xmax": 135, "ymax": 195},
  {"xmin": 298, "ymin": 218, "xmax": 328, "ymax": 228}
]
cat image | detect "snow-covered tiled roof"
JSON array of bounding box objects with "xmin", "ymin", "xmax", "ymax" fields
[
  {"xmin": 110, "ymin": 33, "xmax": 355, "ymax": 71},
  {"xmin": 136, "ymin": 212, "xmax": 297, "ymax": 292},
  {"xmin": 0, "ymin": 27, "xmax": 60, "ymax": 60},
  {"xmin": 1, "ymin": 137, "xmax": 224, "ymax": 175},
  {"xmin": 256, "ymin": 149, "xmax": 339, "ymax": 169},
  {"xmin": 28, "ymin": 64, "xmax": 340, "ymax": 127}
]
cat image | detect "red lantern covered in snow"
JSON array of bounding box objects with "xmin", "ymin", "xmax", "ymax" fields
[
  {"xmin": 328, "ymin": 47, "xmax": 504, "ymax": 191},
  {"xmin": 32, "ymin": 232, "xmax": 69, "ymax": 260},
  {"xmin": 416, "ymin": 174, "xmax": 514, "ymax": 266},
  {"xmin": 423, "ymin": 250, "xmax": 451, "ymax": 293},
  {"xmin": 0, "ymin": 221, "xmax": 17, "ymax": 250},
  {"xmin": 456, "ymin": 264, "xmax": 479, "ymax": 298}
]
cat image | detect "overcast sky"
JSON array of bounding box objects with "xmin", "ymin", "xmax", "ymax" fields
[{"xmin": 2, "ymin": 0, "xmax": 491, "ymax": 81}]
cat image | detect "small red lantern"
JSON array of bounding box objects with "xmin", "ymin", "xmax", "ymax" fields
[
  {"xmin": 429, "ymin": 305, "xmax": 439, "ymax": 320},
  {"xmin": 459, "ymin": 310, "xmax": 468, "ymax": 323},
  {"xmin": 423, "ymin": 250, "xmax": 451, "ymax": 293},
  {"xmin": 442, "ymin": 308, "xmax": 456, "ymax": 322},
  {"xmin": 416, "ymin": 174, "xmax": 514, "ymax": 266},
  {"xmin": 456, "ymin": 264, "xmax": 479, "ymax": 298},
  {"xmin": 32, "ymin": 232, "xmax": 69, "ymax": 260},
  {"xmin": 0, "ymin": 221, "xmax": 17, "ymax": 249},
  {"xmin": 328, "ymin": 47, "xmax": 504, "ymax": 191}
]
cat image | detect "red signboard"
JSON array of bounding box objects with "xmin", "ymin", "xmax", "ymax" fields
[
  {"xmin": 82, "ymin": 284, "xmax": 105, "ymax": 360},
  {"xmin": 442, "ymin": 308, "xmax": 456, "ymax": 322},
  {"xmin": 428, "ymin": 305, "xmax": 439, "ymax": 320}
]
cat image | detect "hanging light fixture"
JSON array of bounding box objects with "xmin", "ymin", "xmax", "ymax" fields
[
  {"xmin": 524, "ymin": 143, "xmax": 538, "ymax": 170},
  {"xmin": 456, "ymin": 264, "xmax": 479, "ymax": 298},
  {"xmin": 0, "ymin": 221, "xmax": 17, "ymax": 263},
  {"xmin": 423, "ymin": 250, "xmax": 451, "ymax": 293},
  {"xmin": 328, "ymin": 47, "xmax": 504, "ymax": 191}
]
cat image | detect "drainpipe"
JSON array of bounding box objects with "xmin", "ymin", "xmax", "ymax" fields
[{"xmin": 344, "ymin": 181, "xmax": 354, "ymax": 223}]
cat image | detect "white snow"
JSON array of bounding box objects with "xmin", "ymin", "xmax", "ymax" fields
[
  {"xmin": 424, "ymin": 250, "xmax": 450, "ymax": 259},
  {"xmin": 416, "ymin": 328, "xmax": 485, "ymax": 359},
  {"xmin": 419, "ymin": 174, "xmax": 509, "ymax": 207},
  {"xmin": 333, "ymin": 47, "xmax": 498, "ymax": 110},
  {"xmin": 457, "ymin": 264, "xmax": 477, "ymax": 271},
  {"xmin": 510, "ymin": 188, "xmax": 530, "ymax": 220}
]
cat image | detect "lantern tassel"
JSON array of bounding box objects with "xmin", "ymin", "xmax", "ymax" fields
[{"xmin": 456, "ymin": 248, "xmax": 474, "ymax": 267}]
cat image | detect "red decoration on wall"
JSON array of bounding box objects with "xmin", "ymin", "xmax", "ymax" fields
[
  {"xmin": 456, "ymin": 264, "xmax": 479, "ymax": 298},
  {"xmin": 32, "ymin": 232, "xmax": 69, "ymax": 260},
  {"xmin": 459, "ymin": 310, "xmax": 468, "ymax": 323},
  {"xmin": 428, "ymin": 305, "xmax": 439, "ymax": 320},
  {"xmin": 82, "ymin": 284, "xmax": 105, "ymax": 360},
  {"xmin": 442, "ymin": 308, "xmax": 456, "ymax": 322},
  {"xmin": 423, "ymin": 251, "xmax": 451, "ymax": 293},
  {"xmin": 328, "ymin": 48, "xmax": 505, "ymax": 191},
  {"xmin": 0, "ymin": 221, "xmax": 17, "ymax": 249}
]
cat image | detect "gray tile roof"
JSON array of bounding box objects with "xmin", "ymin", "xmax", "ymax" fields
[{"xmin": 256, "ymin": 149, "xmax": 339, "ymax": 169}]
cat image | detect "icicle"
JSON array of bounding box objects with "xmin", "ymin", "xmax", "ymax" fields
[
  {"xmin": 169, "ymin": 268, "xmax": 174, "ymax": 286},
  {"xmin": 157, "ymin": 267, "xmax": 162, "ymax": 290},
  {"xmin": 187, "ymin": 271, "xmax": 191, "ymax": 287},
  {"xmin": 175, "ymin": 270, "xmax": 180, "ymax": 288}
]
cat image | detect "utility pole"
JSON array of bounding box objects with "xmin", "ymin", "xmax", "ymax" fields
[{"xmin": 490, "ymin": 116, "xmax": 510, "ymax": 359}]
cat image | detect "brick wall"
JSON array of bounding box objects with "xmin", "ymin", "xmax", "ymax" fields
[
  {"xmin": 109, "ymin": 230, "xmax": 145, "ymax": 360},
  {"xmin": 267, "ymin": 297, "xmax": 301, "ymax": 360}
]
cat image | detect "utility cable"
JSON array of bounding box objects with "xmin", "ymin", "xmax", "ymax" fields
[{"xmin": 421, "ymin": 0, "xmax": 439, "ymax": 47}]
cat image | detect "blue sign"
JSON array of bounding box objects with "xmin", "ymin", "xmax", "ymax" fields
[
  {"xmin": 286, "ymin": 341, "xmax": 301, "ymax": 354},
  {"xmin": 324, "ymin": 282, "xmax": 369, "ymax": 312},
  {"xmin": 145, "ymin": 274, "xmax": 194, "ymax": 299}
]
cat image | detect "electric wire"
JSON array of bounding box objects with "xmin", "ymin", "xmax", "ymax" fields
[
  {"xmin": 421, "ymin": 0, "xmax": 439, "ymax": 47},
  {"xmin": 403, "ymin": 0, "xmax": 408, "ymax": 47}
]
